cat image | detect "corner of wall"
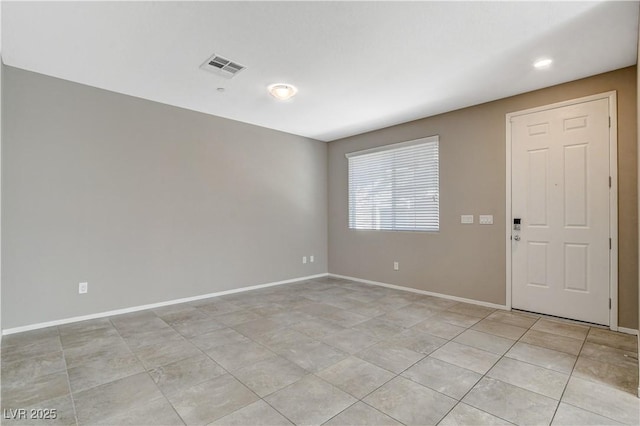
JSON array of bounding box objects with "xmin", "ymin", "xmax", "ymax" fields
[{"xmin": 636, "ymin": 8, "xmax": 639, "ymax": 398}]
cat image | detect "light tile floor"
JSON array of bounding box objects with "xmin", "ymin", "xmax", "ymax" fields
[{"xmin": 2, "ymin": 277, "xmax": 639, "ymax": 425}]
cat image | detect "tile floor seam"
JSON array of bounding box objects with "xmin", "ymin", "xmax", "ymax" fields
[
  {"xmin": 435, "ymin": 340, "xmax": 515, "ymax": 425},
  {"xmin": 191, "ymin": 334, "xmax": 274, "ymax": 424},
  {"xmin": 91, "ymin": 318, "xmax": 185, "ymax": 426},
  {"xmin": 359, "ymin": 399, "xmax": 408, "ymax": 426},
  {"xmin": 558, "ymin": 400, "xmax": 627, "ymax": 425},
  {"xmin": 434, "ymin": 315, "xmax": 558, "ymax": 424},
  {"xmin": 258, "ymin": 390, "xmax": 317, "ymax": 426},
  {"xmin": 56, "ymin": 328, "xmax": 80, "ymax": 426},
  {"xmin": 549, "ymin": 331, "xmax": 624, "ymax": 426}
]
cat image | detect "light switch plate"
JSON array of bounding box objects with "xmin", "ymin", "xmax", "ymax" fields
[
  {"xmin": 479, "ymin": 215, "xmax": 494, "ymax": 225},
  {"xmin": 461, "ymin": 215, "xmax": 474, "ymax": 224}
]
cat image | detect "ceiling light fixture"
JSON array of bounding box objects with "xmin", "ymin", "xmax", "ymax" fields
[
  {"xmin": 533, "ymin": 58, "xmax": 553, "ymax": 69},
  {"xmin": 268, "ymin": 83, "xmax": 298, "ymax": 101}
]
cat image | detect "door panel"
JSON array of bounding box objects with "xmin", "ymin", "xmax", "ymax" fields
[{"xmin": 511, "ymin": 98, "xmax": 610, "ymax": 325}]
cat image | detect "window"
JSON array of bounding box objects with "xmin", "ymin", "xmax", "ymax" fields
[{"xmin": 346, "ymin": 136, "xmax": 439, "ymax": 232}]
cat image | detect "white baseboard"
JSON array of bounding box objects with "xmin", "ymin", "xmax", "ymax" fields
[
  {"xmin": 2, "ymin": 273, "xmax": 329, "ymax": 335},
  {"xmin": 328, "ymin": 273, "xmax": 509, "ymax": 310},
  {"xmin": 617, "ymin": 327, "xmax": 639, "ymax": 336}
]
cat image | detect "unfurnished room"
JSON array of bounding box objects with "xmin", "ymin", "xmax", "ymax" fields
[{"xmin": 1, "ymin": 1, "xmax": 640, "ymax": 425}]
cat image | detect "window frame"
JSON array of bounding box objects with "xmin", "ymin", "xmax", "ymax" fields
[{"xmin": 345, "ymin": 135, "xmax": 440, "ymax": 233}]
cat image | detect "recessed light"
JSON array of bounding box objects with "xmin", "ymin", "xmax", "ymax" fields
[
  {"xmin": 217, "ymin": 87, "xmax": 225, "ymax": 92},
  {"xmin": 268, "ymin": 83, "xmax": 298, "ymax": 101},
  {"xmin": 533, "ymin": 58, "xmax": 553, "ymax": 69}
]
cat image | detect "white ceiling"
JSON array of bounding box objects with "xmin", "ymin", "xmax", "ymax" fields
[{"xmin": 3, "ymin": 1, "xmax": 638, "ymax": 142}]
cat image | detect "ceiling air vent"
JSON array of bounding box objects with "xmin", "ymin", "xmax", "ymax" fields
[{"xmin": 200, "ymin": 54, "xmax": 246, "ymax": 79}]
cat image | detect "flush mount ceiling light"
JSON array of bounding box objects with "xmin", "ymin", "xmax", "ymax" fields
[
  {"xmin": 268, "ymin": 83, "xmax": 298, "ymax": 101},
  {"xmin": 533, "ymin": 58, "xmax": 553, "ymax": 69}
]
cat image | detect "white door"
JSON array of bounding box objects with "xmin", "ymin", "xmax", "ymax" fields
[{"xmin": 511, "ymin": 97, "xmax": 611, "ymax": 325}]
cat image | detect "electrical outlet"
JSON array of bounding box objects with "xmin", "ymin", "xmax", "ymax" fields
[
  {"xmin": 393, "ymin": 261, "xmax": 399, "ymax": 271},
  {"xmin": 310, "ymin": 255, "xmax": 314, "ymax": 263},
  {"xmin": 461, "ymin": 215, "xmax": 474, "ymax": 224},
  {"xmin": 303, "ymin": 256, "xmax": 307, "ymax": 264},
  {"xmin": 479, "ymin": 215, "xmax": 494, "ymax": 225},
  {"xmin": 79, "ymin": 282, "xmax": 88, "ymax": 294}
]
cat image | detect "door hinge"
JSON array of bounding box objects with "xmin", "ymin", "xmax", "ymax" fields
[
  {"xmin": 609, "ymin": 238, "xmax": 612, "ymax": 250},
  {"xmin": 609, "ymin": 298, "xmax": 612, "ymax": 309},
  {"xmin": 609, "ymin": 176, "xmax": 612, "ymax": 188},
  {"xmin": 609, "ymin": 117, "xmax": 611, "ymax": 128}
]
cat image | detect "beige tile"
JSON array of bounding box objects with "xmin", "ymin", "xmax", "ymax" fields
[
  {"xmin": 67, "ymin": 350, "xmax": 145, "ymax": 393},
  {"xmin": 59, "ymin": 326, "xmax": 121, "ymax": 350},
  {"xmin": 573, "ymin": 356, "xmax": 639, "ymax": 394},
  {"xmin": 586, "ymin": 328, "xmax": 637, "ymax": 352},
  {"xmin": 253, "ymin": 328, "xmax": 316, "ymax": 352},
  {"xmin": 189, "ymin": 327, "xmax": 250, "ymax": 352},
  {"xmin": 411, "ymin": 319, "xmax": 466, "ymax": 340},
  {"xmin": 233, "ymin": 355, "xmax": 307, "ymax": 397},
  {"xmin": 278, "ymin": 340, "xmax": 349, "ymax": 373},
  {"xmin": 520, "ymin": 329, "xmax": 584, "ymax": 355},
  {"xmin": 167, "ymin": 315, "xmax": 226, "ymax": 338},
  {"xmin": 58, "ymin": 318, "xmax": 113, "ymax": 335},
  {"xmin": 64, "ymin": 340, "xmax": 132, "ymax": 369},
  {"xmin": 505, "ymin": 342, "xmax": 576, "ymax": 374},
  {"xmin": 73, "ymin": 372, "xmax": 164, "ymax": 425},
  {"xmin": 232, "ymin": 318, "xmax": 288, "ymax": 339},
  {"xmin": 265, "ymin": 375, "xmax": 357, "ymax": 426},
  {"xmin": 551, "ymin": 402, "xmax": 622, "ymax": 425},
  {"xmin": 439, "ymin": 403, "xmax": 513, "ymax": 426},
  {"xmin": 289, "ymin": 319, "xmax": 346, "ymax": 339},
  {"xmin": 93, "ymin": 397, "xmax": 184, "ymax": 426},
  {"xmin": 580, "ymin": 341, "xmax": 637, "ymax": 369},
  {"xmin": 205, "ymin": 340, "xmax": 275, "ymax": 372},
  {"xmin": 562, "ymin": 377, "xmax": 640, "ymax": 424},
  {"xmin": 453, "ymin": 329, "xmax": 515, "ymax": 355},
  {"xmin": 432, "ymin": 311, "xmax": 482, "ymax": 328},
  {"xmin": 463, "ymin": 377, "xmax": 558, "ymax": 425},
  {"xmin": 446, "ymin": 303, "xmax": 495, "ymax": 319},
  {"xmin": 352, "ymin": 318, "xmax": 404, "ymax": 340},
  {"xmin": 471, "ymin": 319, "xmax": 527, "ymax": 340},
  {"xmin": 212, "ymin": 310, "xmax": 263, "ymax": 327},
  {"xmin": 356, "ymin": 342, "xmax": 424, "ymax": 374},
  {"xmin": 317, "ymin": 356, "xmax": 394, "ymax": 399},
  {"xmin": 486, "ymin": 310, "xmax": 538, "ymax": 328},
  {"xmin": 364, "ymin": 376, "xmax": 456, "ymax": 425},
  {"xmin": 0, "ymin": 394, "xmax": 77, "ymax": 426},
  {"xmin": 132, "ymin": 338, "xmax": 203, "ymax": 370},
  {"xmin": 1, "ymin": 371, "xmax": 70, "ymax": 409},
  {"xmin": 376, "ymin": 304, "xmax": 439, "ymax": 327},
  {"xmin": 531, "ymin": 318, "xmax": 589, "ymax": 340},
  {"xmin": 323, "ymin": 401, "xmax": 402, "ymax": 426},
  {"xmin": 402, "ymin": 357, "xmax": 482, "ymax": 399},
  {"xmin": 211, "ymin": 400, "xmax": 293, "ymax": 425},
  {"xmin": 385, "ymin": 328, "xmax": 447, "ymax": 355},
  {"xmin": 121, "ymin": 327, "xmax": 184, "ymax": 352},
  {"xmin": 2, "ymin": 327, "xmax": 60, "ymax": 348},
  {"xmin": 487, "ymin": 357, "xmax": 569, "ymax": 399},
  {"xmin": 1, "ymin": 336, "xmax": 63, "ymax": 364},
  {"xmin": 431, "ymin": 341, "xmax": 499, "ymax": 374},
  {"xmin": 148, "ymin": 353, "xmax": 226, "ymax": 397},
  {"xmin": 1, "ymin": 351, "xmax": 66, "ymax": 383},
  {"xmin": 321, "ymin": 328, "xmax": 380, "ymax": 354},
  {"xmin": 166, "ymin": 373, "xmax": 259, "ymax": 425}
]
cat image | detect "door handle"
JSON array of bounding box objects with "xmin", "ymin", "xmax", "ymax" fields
[{"xmin": 513, "ymin": 235, "xmax": 521, "ymax": 241}]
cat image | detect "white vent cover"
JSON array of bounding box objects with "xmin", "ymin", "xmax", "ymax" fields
[{"xmin": 200, "ymin": 54, "xmax": 246, "ymax": 79}]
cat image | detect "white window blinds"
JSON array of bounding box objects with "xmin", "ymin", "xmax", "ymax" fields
[{"xmin": 346, "ymin": 136, "xmax": 439, "ymax": 232}]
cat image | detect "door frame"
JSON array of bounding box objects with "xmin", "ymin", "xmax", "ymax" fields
[{"xmin": 505, "ymin": 91, "xmax": 618, "ymax": 330}]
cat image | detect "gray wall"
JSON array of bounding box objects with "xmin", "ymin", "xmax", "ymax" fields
[
  {"xmin": 328, "ymin": 67, "xmax": 638, "ymax": 329},
  {"xmin": 2, "ymin": 66, "xmax": 328, "ymax": 329}
]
